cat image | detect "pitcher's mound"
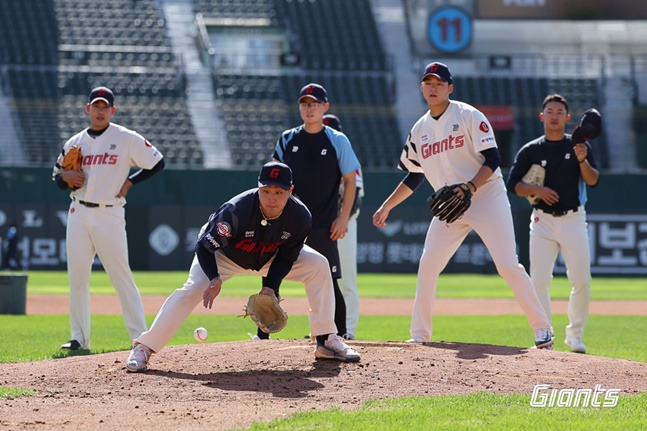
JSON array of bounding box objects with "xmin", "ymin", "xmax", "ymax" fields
[{"xmin": 1, "ymin": 340, "xmax": 646, "ymax": 430}]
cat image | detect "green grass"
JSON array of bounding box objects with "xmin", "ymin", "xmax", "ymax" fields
[
  {"xmin": 23, "ymin": 271, "xmax": 647, "ymax": 300},
  {"xmin": 244, "ymin": 392, "xmax": 647, "ymax": 431},
  {"xmin": 1, "ymin": 314, "xmax": 645, "ymax": 363},
  {"xmin": 0, "ymin": 386, "xmax": 34, "ymax": 399}
]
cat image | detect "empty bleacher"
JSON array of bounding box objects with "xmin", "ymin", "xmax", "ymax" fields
[
  {"xmin": 195, "ymin": 0, "xmax": 279, "ymax": 24},
  {"xmin": 55, "ymin": 0, "xmax": 171, "ymax": 48},
  {"xmin": 211, "ymin": 71, "xmax": 401, "ymax": 169},
  {"xmin": 200, "ymin": 0, "xmax": 401, "ymax": 169},
  {"xmin": 0, "ymin": 0, "xmax": 59, "ymax": 66},
  {"xmin": 0, "ymin": 0, "xmax": 201, "ymax": 167},
  {"xmin": 57, "ymin": 69, "xmax": 203, "ymax": 167},
  {"xmin": 449, "ymin": 76, "xmax": 606, "ymax": 166},
  {"xmin": 274, "ymin": 0, "xmax": 388, "ymax": 72}
]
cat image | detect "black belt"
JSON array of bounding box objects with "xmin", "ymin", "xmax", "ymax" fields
[
  {"xmin": 537, "ymin": 207, "xmax": 578, "ymax": 217},
  {"xmin": 74, "ymin": 198, "xmax": 113, "ymax": 208}
]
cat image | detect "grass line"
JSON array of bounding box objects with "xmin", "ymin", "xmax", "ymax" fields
[{"xmin": 23, "ymin": 271, "xmax": 647, "ymax": 300}]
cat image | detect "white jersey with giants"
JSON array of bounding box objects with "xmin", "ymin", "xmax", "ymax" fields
[
  {"xmin": 53, "ymin": 123, "xmax": 163, "ymax": 205},
  {"xmin": 399, "ymin": 100, "xmax": 502, "ymax": 190}
]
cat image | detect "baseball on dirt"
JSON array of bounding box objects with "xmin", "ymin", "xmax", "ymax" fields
[{"xmin": 193, "ymin": 327, "xmax": 208, "ymax": 342}]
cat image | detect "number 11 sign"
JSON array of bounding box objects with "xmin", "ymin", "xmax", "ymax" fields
[{"xmin": 428, "ymin": 6, "xmax": 473, "ymax": 54}]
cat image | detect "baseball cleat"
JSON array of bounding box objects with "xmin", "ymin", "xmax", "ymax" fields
[
  {"xmin": 534, "ymin": 329, "xmax": 554, "ymax": 349},
  {"xmin": 564, "ymin": 337, "xmax": 587, "ymax": 354},
  {"xmin": 315, "ymin": 334, "xmax": 360, "ymax": 362},
  {"xmin": 342, "ymin": 333, "xmax": 355, "ymax": 341},
  {"xmin": 126, "ymin": 343, "xmax": 152, "ymax": 372},
  {"xmin": 60, "ymin": 339, "xmax": 82, "ymax": 350},
  {"xmin": 405, "ymin": 338, "xmax": 426, "ymax": 343}
]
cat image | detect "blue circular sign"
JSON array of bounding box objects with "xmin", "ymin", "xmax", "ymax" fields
[{"xmin": 428, "ymin": 6, "xmax": 473, "ymax": 54}]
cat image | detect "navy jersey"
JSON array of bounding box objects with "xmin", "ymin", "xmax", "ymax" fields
[
  {"xmin": 273, "ymin": 125, "xmax": 361, "ymax": 229},
  {"xmin": 197, "ymin": 189, "xmax": 312, "ymax": 271},
  {"xmin": 507, "ymin": 135, "xmax": 598, "ymax": 212}
]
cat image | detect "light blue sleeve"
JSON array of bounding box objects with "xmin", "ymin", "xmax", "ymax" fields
[
  {"xmin": 578, "ymin": 178, "xmax": 588, "ymax": 206},
  {"xmin": 326, "ymin": 128, "xmax": 361, "ymax": 176}
]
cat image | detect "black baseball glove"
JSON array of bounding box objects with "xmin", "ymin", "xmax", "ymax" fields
[
  {"xmin": 571, "ymin": 108, "xmax": 602, "ymax": 144},
  {"xmin": 427, "ymin": 183, "xmax": 472, "ymax": 223}
]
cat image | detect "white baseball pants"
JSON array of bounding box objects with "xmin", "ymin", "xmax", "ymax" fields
[
  {"xmin": 66, "ymin": 203, "xmax": 147, "ymax": 349},
  {"xmin": 530, "ymin": 207, "xmax": 591, "ymax": 339},
  {"xmin": 338, "ymin": 213, "xmax": 359, "ymax": 337},
  {"xmin": 136, "ymin": 245, "xmax": 337, "ymax": 353},
  {"xmin": 410, "ymin": 179, "xmax": 552, "ymax": 342}
]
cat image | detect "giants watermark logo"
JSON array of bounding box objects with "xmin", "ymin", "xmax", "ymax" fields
[
  {"xmin": 530, "ymin": 384, "xmax": 620, "ymax": 408},
  {"xmin": 421, "ymin": 134, "xmax": 464, "ymax": 159}
]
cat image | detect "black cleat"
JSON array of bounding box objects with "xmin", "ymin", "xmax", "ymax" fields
[{"xmin": 60, "ymin": 339, "xmax": 82, "ymax": 350}]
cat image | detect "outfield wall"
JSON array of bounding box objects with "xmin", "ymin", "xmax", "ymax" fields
[{"xmin": 1, "ymin": 168, "xmax": 645, "ymax": 275}]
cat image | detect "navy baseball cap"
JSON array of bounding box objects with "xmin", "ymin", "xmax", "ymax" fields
[
  {"xmin": 88, "ymin": 86, "xmax": 114, "ymax": 106},
  {"xmin": 258, "ymin": 162, "xmax": 293, "ymax": 191},
  {"xmin": 323, "ymin": 114, "xmax": 342, "ymax": 131},
  {"xmin": 421, "ymin": 62, "xmax": 452, "ymax": 84},
  {"xmin": 298, "ymin": 83, "xmax": 328, "ymax": 103}
]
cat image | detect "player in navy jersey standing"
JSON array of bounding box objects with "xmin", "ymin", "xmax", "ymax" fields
[
  {"xmin": 256, "ymin": 84, "xmax": 361, "ymax": 341},
  {"xmin": 507, "ymin": 94, "xmax": 599, "ymax": 354},
  {"xmin": 126, "ymin": 162, "xmax": 360, "ymax": 372}
]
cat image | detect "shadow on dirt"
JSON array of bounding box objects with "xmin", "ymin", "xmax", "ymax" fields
[
  {"xmin": 418, "ymin": 341, "xmax": 528, "ymax": 360},
  {"xmin": 146, "ymin": 360, "xmax": 342, "ymax": 398}
]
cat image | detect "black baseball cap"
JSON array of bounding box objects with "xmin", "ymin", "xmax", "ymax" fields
[
  {"xmin": 258, "ymin": 161, "xmax": 293, "ymax": 191},
  {"xmin": 421, "ymin": 62, "xmax": 452, "ymax": 84},
  {"xmin": 323, "ymin": 114, "xmax": 342, "ymax": 131},
  {"xmin": 88, "ymin": 86, "xmax": 114, "ymax": 106},
  {"xmin": 298, "ymin": 83, "xmax": 328, "ymax": 103}
]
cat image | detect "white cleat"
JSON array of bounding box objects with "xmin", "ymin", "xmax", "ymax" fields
[
  {"xmin": 564, "ymin": 337, "xmax": 587, "ymax": 354},
  {"xmin": 534, "ymin": 329, "xmax": 554, "ymax": 350},
  {"xmin": 126, "ymin": 343, "xmax": 152, "ymax": 372},
  {"xmin": 315, "ymin": 334, "xmax": 360, "ymax": 362}
]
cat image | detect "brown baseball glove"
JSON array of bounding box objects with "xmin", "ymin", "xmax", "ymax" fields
[
  {"xmin": 521, "ymin": 164, "xmax": 545, "ymax": 205},
  {"xmin": 241, "ymin": 294, "xmax": 288, "ymax": 334},
  {"xmin": 62, "ymin": 145, "xmax": 82, "ymax": 171}
]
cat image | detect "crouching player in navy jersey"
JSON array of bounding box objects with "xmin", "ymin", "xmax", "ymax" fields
[{"xmin": 126, "ymin": 162, "xmax": 360, "ymax": 372}]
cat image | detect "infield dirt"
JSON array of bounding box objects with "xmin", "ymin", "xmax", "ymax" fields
[{"xmin": 1, "ymin": 339, "xmax": 647, "ymax": 430}]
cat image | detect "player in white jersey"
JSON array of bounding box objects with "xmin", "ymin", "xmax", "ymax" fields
[
  {"xmin": 52, "ymin": 86, "xmax": 165, "ymax": 350},
  {"xmin": 323, "ymin": 114, "xmax": 363, "ymax": 340},
  {"xmin": 372, "ymin": 63, "xmax": 554, "ymax": 349}
]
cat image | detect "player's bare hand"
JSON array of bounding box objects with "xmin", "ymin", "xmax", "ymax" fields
[
  {"xmin": 330, "ymin": 216, "xmax": 349, "ymax": 241},
  {"xmin": 373, "ymin": 206, "xmax": 390, "ymax": 228},
  {"xmin": 259, "ymin": 286, "xmax": 278, "ymax": 300},
  {"xmin": 537, "ymin": 187, "xmax": 559, "ymax": 205},
  {"xmin": 453, "ymin": 185, "xmax": 468, "ymax": 199},
  {"xmin": 203, "ymin": 277, "xmax": 223, "ymax": 309},
  {"xmin": 574, "ymin": 143, "xmax": 588, "ymax": 163},
  {"xmin": 62, "ymin": 170, "xmax": 84, "ymax": 189},
  {"xmin": 115, "ymin": 179, "xmax": 133, "ymax": 198}
]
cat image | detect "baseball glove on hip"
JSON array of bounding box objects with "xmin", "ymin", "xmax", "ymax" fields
[
  {"xmin": 241, "ymin": 294, "xmax": 288, "ymax": 334},
  {"xmin": 427, "ymin": 183, "xmax": 472, "ymax": 224},
  {"xmin": 62, "ymin": 145, "xmax": 82, "ymax": 171},
  {"xmin": 521, "ymin": 164, "xmax": 546, "ymax": 205}
]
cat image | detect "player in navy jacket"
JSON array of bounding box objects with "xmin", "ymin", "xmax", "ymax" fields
[{"xmin": 126, "ymin": 162, "xmax": 360, "ymax": 372}]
